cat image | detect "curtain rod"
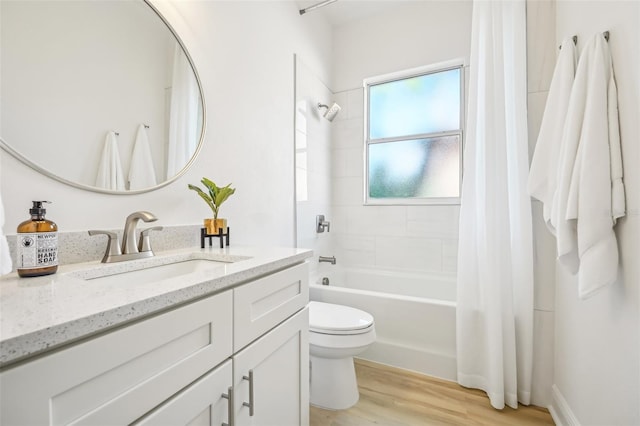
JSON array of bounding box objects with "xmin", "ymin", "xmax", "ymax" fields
[{"xmin": 299, "ymin": 0, "xmax": 338, "ymax": 16}]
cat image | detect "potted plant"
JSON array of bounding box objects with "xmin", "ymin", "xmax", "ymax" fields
[{"xmin": 188, "ymin": 178, "xmax": 236, "ymax": 235}]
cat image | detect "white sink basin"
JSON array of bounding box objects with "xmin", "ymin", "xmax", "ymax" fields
[
  {"xmin": 84, "ymin": 259, "xmax": 225, "ymax": 286},
  {"xmin": 67, "ymin": 252, "xmax": 251, "ymax": 286}
]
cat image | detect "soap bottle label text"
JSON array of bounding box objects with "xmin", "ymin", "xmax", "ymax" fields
[{"xmin": 17, "ymin": 233, "xmax": 58, "ymax": 269}]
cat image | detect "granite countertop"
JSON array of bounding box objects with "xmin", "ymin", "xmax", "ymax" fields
[{"xmin": 0, "ymin": 245, "xmax": 312, "ymax": 368}]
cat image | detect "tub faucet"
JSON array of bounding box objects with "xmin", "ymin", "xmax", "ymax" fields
[{"xmin": 319, "ymin": 255, "xmax": 336, "ymax": 265}]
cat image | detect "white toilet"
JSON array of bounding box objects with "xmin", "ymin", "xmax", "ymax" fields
[{"xmin": 308, "ymin": 301, "xmax": 376, "ymax": 410}]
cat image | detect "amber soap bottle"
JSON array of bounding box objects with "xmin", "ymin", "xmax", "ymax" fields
[{"xmin": 16, "ymin": 201, "xmax": 58, "ymax": 277}]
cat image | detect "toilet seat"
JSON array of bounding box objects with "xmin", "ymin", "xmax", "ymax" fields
[{"xmin": 309, "ymin": 301, "xmax": 374, "ymax": 335}]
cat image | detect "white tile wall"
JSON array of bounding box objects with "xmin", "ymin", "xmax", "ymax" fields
[
  {"xmin": 442, "ymin": 239, "xmax": 459, "ymax": 273},
  {"xmin": 341, "ymin": 249, "xmax": 376, "ymax": 267},
  {"xmin": 332, "ymin": 117, "xmax": 363, "ymax": 149},
  {"xmin": 374, "ymin": 236, "xmax": 443, "ymax": 272},
  {"xmin": 345, "ymin": 205, "xmax": 407, "ymax": 237},
  {"xmin": 406, "ymin": 205, "xmax": 460, "ymax": 239},
  {"xmin": 332, "ymin": 176, "xmax": 363, "ymax": 206},
  {"xmin": 332, "ymin": 148, "xmax": 362, "ymax": 178},
  {"xmin": 346, "ymin": 88, "xmax": 364, "ymax": 120},
  {"xmin": 334, "ymin": 234, "xmax": 376, "ymax": 252}
]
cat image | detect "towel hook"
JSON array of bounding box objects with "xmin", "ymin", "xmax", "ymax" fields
[{"xmin": 558, "ymin": 35, "xmax": 578, "ymax": 50}]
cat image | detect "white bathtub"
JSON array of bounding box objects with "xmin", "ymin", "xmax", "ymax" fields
[{"xmin": 309, "ymin": 267, "xmax": 457, "ymax": 381}]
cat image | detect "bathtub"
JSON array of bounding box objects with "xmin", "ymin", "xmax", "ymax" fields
[{"xmin": 309, "ymin": 267, "xmax": 457, "ymax": 381}]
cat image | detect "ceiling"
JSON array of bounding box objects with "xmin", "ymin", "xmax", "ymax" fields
[{"xmin": 295, "ymin": 0, "xmax": 409, "ymax": 27}]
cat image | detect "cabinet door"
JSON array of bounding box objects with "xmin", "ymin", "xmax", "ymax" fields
[
  {"xmin": 0, "ymin": 291, "xmax": 233, "ymax": 426},
  {"xmin": 233, "ymin": 307, "xmax": 309, "ymax": 426},
  {"xmin": 134, "ymin": 360, "xmax": 232, "ymax": 426}
]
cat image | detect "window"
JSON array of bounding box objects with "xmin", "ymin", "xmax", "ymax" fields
[{"xmin": 364, "ymin": 61, "xmax": 463, "ymax": 204}]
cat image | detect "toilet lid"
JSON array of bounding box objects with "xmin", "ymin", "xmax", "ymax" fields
[{"xmin": 309, "ymin": 301, "xmax": 374, "ymax": 333}]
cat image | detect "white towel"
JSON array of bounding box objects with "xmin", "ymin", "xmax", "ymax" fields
[
  {"xmin": 128, "ymin": 125, "xmax": 157, "ymax": 190},
  {"xmin": 556, "ymin": 33, "xmax": 625, "ymax": 298},
  {"xmin": 95, "ymin": 131, "xmax": 125, "ymax": 191},
  {"xmin": 528, "ymin": 37, "xmax": 577, "ymax": 235},
  {"xmin": 0, "ymin": 190, "xmax": 12, "ymax": 275}
]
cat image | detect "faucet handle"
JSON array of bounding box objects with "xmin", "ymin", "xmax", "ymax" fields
[
  {"xmin": 88, "ymin": 230, "xmax": 122, "ymax": 263},
  {"xmin": 316, "ymin": 215, "xmax": 331, "ymax": 233},
  {"xmin": 138, "ymin": 226, "xmax": 163, "ymax": 253}
]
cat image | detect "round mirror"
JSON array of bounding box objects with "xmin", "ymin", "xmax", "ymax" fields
[{"xmin": 0, "ymin": 0, "xmax": 205, "ymax": 194}]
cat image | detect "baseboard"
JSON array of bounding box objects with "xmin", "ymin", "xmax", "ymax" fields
[{"xmin": 549, "ymin": 384, "xmax": 581, "ymax": 426}]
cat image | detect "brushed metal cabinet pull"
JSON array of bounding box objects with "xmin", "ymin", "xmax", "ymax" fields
[
  {"xmin": 221, "ymin": 386, "xmax": 234, "ymax": 426},
  {"xmin": 242, "ymin": 370, "xmax": 255, "ymax": 416}
]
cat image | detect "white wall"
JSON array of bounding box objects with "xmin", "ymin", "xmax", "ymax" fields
[
  {"xmin": 1, "ymin": 1, "xmax": 332, "ymax": 248},
  {"xmin": 329, "ymin": 1, "xmax": 472, "ymax": 279},
  {"xmin": 551, "ymin": 1, "xmax": 640, "ymax": 424}
]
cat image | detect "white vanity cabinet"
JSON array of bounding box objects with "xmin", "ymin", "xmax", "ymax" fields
[
  {"xmin": 137, "ymin": 308, "xmax": 309, "ymax": 426},
  {"xmin": 0, "ymin": 262, "xmax": 309, "ymax": 426}
]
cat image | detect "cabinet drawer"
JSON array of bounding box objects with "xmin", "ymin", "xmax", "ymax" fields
[
  {"xmin": 0, "ymin": 291, "xmax": 233, "ymax": 426},
  {"xmin": 234, "ymin": 262, "xmax": 308, "ymax": 351}
]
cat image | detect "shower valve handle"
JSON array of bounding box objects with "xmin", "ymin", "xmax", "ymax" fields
[{"xmin": 316, "ymin": 215, "xmax": 330, "ymax": 233}]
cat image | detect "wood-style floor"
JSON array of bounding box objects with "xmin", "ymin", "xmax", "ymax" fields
[{"xmin": 310, "ymin": 359, "xmax": 555, "ymax": 426}]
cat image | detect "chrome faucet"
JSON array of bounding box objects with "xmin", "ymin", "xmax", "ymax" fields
[{"xmin": 89, "ymin": 211, "xmax": 163, "ymax": 263}]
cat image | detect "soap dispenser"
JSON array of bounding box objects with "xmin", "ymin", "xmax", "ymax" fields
[{"xmin": 16, "ymin": 201, "xmax": 58, "ymax": 277}]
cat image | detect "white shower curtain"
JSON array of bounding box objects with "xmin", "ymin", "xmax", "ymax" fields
[
  {"xmin": 167, "ymin": 43, "xmax": 200, "ymax": 178},
  {"xmin": 456, "ymin": 0, "xmax": 534, "ymax": 410}
]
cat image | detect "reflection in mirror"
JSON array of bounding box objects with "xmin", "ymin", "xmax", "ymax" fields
[{"xmin": 0, "ymin": 0, "xmax": 204, "ymax": 193}]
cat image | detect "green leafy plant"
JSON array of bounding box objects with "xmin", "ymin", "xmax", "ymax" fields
[{"xmin": 188, "ymin": 178, "xmax": 236, "ymax": 220}]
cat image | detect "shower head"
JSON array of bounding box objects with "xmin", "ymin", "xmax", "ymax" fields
[{"xmin": 318, "ymin": 102, "xmax": 341, "ymax": 122}]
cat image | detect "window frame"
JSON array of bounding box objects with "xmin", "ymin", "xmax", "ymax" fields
[{"xmin": 363, "ymin": 59, "xmax": 465, "ymax": 206}]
